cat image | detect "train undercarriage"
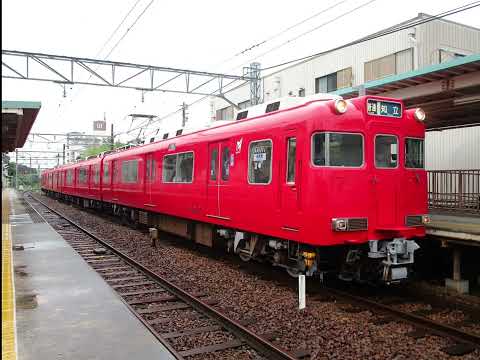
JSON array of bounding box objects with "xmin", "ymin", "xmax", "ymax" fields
[{"xmin": 44, "ymin": 190, "xmax": 420, "ymax": 285}]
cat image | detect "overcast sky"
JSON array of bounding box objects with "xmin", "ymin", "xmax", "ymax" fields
[{"xmin": 2, "ymin": 0, "xmax": 479, "ymax": 165}]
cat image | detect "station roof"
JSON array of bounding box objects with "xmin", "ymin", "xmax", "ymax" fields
[
  {"xmin": 334, "ymin": 54, "xmax": 480, "ymax": 129},
  {"xmin": 2, "ymin": 100, "xmax": 41, "ymax": 152}
]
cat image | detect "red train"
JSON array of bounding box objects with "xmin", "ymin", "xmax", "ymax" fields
[{"xmin": 42, "ymin": 94, "xmax": 429, "ymax": 284}]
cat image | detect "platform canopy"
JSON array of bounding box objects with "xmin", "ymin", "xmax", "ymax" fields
[
  {"xmin": 2, "ymin": 100, "xmax": 41, "ymax": 152},
  {"xmin": 334, "ymin": 54, "xmax": 480, "ymax": 130}
]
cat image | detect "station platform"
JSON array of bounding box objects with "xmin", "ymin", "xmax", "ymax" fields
[
  {"xmin": 1, "ymin": 189, "xmax": 175, "ymax": 360},
  {"xmin": 427, "ymin": 212, "xmax": 480, "ymax": 246}
]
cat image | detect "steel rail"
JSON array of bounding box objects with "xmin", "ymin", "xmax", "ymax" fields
[
  {"xmin": 26, "ymin": 193, "xmax": 298, "ymax": 360},
  {"xmin": 324, "ymin": 287, "xmax": 480, "ymax": 348}
]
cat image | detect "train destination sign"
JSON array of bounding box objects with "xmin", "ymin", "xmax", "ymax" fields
[{"xmin": 367, "ymin": 99, "xmax": 402, "ymax": 118}]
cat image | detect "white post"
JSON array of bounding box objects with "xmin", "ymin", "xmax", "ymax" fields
[{"xmin": 298, "ymin": 275, "xmax": 306, "ymax": 310}]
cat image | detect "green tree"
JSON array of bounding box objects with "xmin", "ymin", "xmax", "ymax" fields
[{"xmin": 81, "ymin": 141, "xmax": 125, "ymax": 159}]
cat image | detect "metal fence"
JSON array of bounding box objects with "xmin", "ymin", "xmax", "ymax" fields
[{"xmin": 428, "ymin": 170, "xmax": 480, "ymax": 214}]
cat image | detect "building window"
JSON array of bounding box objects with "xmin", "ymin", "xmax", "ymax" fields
[
  {"xmin": 312, "ymin": 132, "xmax": 363, "ymax": 167},
  {"xmin": 405, "ymin": 138, "xmax": 424, "ymax": 169},
  {"xmin": 248, "ymin": 140, "xmax": 273, "ymax": 184},
  {"xmin": 375, "ymin": 135, "xmax": 398, "ymax": 168},
  {"xmin": 315, "ymin": 68, "xmax": 352, "ymax": 93},
  {"xmin": 364, "ymin": 48, "xmax": 413, "ymax": 82},
  {"xmin": 121, "ymin": 159, "xmax": 139, "ymax": 183},
  {"xmin": 439, "ymin": 49, "xmax": 466, "ymax": 63},
  {"xmin": 216, "ymin": 105, "xmax": 234, "ymax": 121},
  {"xmin": 162, "ymin": 152, "xmax": 194, "ymax": 183}
]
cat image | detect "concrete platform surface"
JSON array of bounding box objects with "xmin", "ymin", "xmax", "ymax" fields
[{"xmin": 8, "ymin": 190, "xmax": 175, "ymax": 360}]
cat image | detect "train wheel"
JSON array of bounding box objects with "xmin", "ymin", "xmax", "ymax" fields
[
  {"xmin": 238, "ymin": 251, "xmax": 251, "ymax": 262},
  {"xmin": 286, "ymin": 266, "xmax": 301, "ymax": 278}
]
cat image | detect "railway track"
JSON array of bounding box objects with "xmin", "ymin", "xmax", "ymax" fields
[
  {"xmin": 317, "ymin": 287, "xmax": 480, "ymax": 356},
  {"xmin": 24, "ymin": 193, "xmax": 302, "ymax": 360}
]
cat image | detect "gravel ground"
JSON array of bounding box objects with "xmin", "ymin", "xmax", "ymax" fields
[{"xmin": 39, "ymin": 195, "xmax": 480, "ymax": 360}]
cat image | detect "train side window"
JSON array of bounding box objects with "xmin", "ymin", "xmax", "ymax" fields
[
  {"xmin": 248, "ymin": 139, "xmax": 273, "ymax": 184},
  {"xmin": 221, "ymin": 147, "xmax": 230, "ymax": 181},
  {"xmin": 177, "ymin": 152, "xmax": 194, "ymax": 183},
  {"xmin": 79, "ymin": 167, "xmax": 88, "ymax": 183},
  {"xmin": 121, "ymin": 160, "xmax": 139, "ymax": 183},
  {"xmin": 162, "ymin": 152, "xmax": 194, "ymax": 183},
  {"xmin": 375, "ymin": 135, "xmax": 398, "ymax": 168},
  {"xmin": 163, "ymin": 154, "xmax": 177, "ymax": 182},
  {"xmin": 286, "ymin": 137, "xmax": 296, "ymax": 183},
  {"xmin": 405, "ymin": 138, "xmax": 424, "ymax": 169},
  {"xmin": 210, "ymin": 148, "xmax": 218, "ymax": 180},
  {"xmin": 66, "ymin": 169, "xmax": 73, "ymax": 185},
  {"xmin": 312, "ymin": 133, "xmax": 363, "ymax": 167},
  {"xmin": 103, "ymin": 163, "xmax": 109, "ymax": 184}
]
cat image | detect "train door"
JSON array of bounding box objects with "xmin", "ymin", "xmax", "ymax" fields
[
  {"xmin": 145, "ymin": 153, "xmax": 155, "ymax": 206},
  {"xmin": 372, "ymin": 133, "xmax": 399, "ymax": 228},
  {"xmin": 281, "ymin": 130, "xmax": 301, "ymax": 231},
  {"xmin": 206, "ymin": 141, "xmax": 231, "ymax": 220}
]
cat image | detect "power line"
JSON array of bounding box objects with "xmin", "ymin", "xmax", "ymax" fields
[
  {"xmin": 219, "ymin": 0, "xmax": 350, "ymax": 65},
  {"xmin": 261, "ymin": 1, "xmax": 480, "ymax": 71}
]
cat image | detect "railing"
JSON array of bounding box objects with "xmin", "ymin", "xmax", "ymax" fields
[{"xmin": 428, "ymin": 170, "xmax": 480, "ymax": 214}]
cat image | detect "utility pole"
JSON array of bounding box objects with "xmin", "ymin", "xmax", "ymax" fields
[
  {"xmin": 181, "ymin": 102, "xmax": 188, "ymax": 127},
  {"xmin": 110, "ymin": 123, "xmax": 114, "ymax": 150},
  {"xmin": 15, "ymin": 149, "xmax": 18, "ymax": 190},
  {"xmin": 181, "ymin": 102, "xmax": 189, "ymax": 127},
  {"xmin": 63, "ymin": 144, "xmax": 66, "ymax": 164}
]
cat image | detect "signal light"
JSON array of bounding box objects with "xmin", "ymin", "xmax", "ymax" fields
[
  {"xmin": 414, "ymin": 108, "xmax": 426, "ymax": 122},
  {"xmin": 334, "ymin": 99, "xmax": 348, "ymax": 114}
]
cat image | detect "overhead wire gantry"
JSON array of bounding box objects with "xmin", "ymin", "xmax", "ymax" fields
[{"xmin": 1, "ymin": 50, "xmax": 260, "ymax": 108}]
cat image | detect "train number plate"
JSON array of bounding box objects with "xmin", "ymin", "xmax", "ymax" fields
[{"xmin": 367, "ymin": 99, "xmax": 402, "ymax": 118}]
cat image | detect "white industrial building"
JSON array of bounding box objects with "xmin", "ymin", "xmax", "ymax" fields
[{"xmin": 209, "ymin": 13, "xmax": 480, "ymax": 170}]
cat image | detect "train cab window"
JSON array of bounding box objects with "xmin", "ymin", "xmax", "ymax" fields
[
  {"xmin": 210, "ymin": 148, "xmax": 218, "ymax": 180},
  {"xmin": 405, "ymin": 138, "xmax": 424, "ymax": 169},
  {"xmin": 103, "ymin": 163, "xmax": 109, "ymax": 184},
  {"xmin": 375, "ymin": 135, "xmax": 398, "ymax": 168},
  {"xmin": 121, "ymin": 160, "xmax": 139, "ymax": 183},
  {"xmin": 286, "ymin": 138, "xmax": 296, "ymax": 183},
  {"xmin": 248, "ymin": 140, "xmax": 272, "ymax": 184},
  {"xmin": 162, "ymin": 152, "xmax": 194, "ymax": 183},
  {"xmin": 312, "ymin": 132, "xmax": 363, "ymax": 167},
  {"xmin": 221, "ymin": 147, "xmax": 230, "ymax": 181}
]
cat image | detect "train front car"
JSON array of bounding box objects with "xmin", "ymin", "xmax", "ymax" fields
[{"xmin": 306, "ymin": 96, "xmax": 428, "ymax": 284}]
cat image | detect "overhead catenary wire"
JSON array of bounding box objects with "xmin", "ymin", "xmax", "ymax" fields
[{"xmin": 261, "ymin": 1, "xmax": 480, "ymax": 71}]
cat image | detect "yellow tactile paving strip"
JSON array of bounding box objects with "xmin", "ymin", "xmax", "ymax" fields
[{"xmin": 2, "ymin": 190, "xmax": 17, "ymax": 360}]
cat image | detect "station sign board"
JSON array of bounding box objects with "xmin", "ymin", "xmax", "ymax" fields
[{"xmin": 93, "ymin": 120, "xmax": 106, "ymax": 131}]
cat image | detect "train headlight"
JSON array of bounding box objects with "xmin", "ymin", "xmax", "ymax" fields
[
  {"xmin": 332, "ymin": 218, "xmax": 348, "ymax": 231},
  {"xmin": 422, "ymin": 215, "xmax": 431, "ymax": 225},
  {"xmin": 414, "ymin": 108, "xmax": 426, "ymax": 122},
  {"xmin": 334, "ymin": 99, "xmax": 348, "ymax": 114}
]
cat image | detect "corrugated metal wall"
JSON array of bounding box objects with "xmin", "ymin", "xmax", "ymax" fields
[{"xmin": 425, "ymin": 126, "xmax": 480, "ymax": 170}]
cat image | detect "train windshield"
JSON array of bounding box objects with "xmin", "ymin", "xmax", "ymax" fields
[
  {"xmin": 405, "ymin": 138, "xmax": 424, "ymax": 169},
  {"xmin": 312, "ymin": 132, "xmax": 363, "ymax": 167}
]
